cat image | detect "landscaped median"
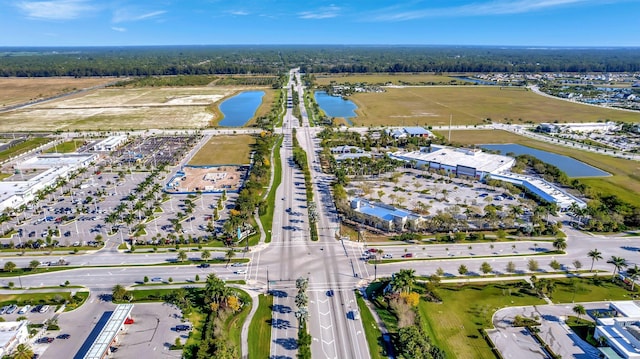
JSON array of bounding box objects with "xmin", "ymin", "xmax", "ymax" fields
[{"xmin": 248, "ymin": 294, "xmax": 273, "ymax": 358}]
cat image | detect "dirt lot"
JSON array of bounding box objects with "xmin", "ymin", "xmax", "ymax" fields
[
  {"xmin": 0, "ymin": 87, "xmax": 241, "ymax": 131},
  {"xmin": 0, "ymin": 77, "xmax": 115, "ymax": 109},
  {"xmin": 167, "ymin": 165, "xmax": 246, "ymax": 193}
]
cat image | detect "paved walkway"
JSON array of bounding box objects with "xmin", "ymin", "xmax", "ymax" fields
[{"xmin": 361, "ymin": 293, "xmax": 395, "ymax": 359}]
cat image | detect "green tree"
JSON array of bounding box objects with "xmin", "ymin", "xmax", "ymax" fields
[
  {"xmin": 225, "ymin": 249, "xmax": 235, "ymax": 267},
  {"xmin": 458, "ymin": 264, "xmax": 469, "ymax": 276},
  {"xmin": 553, "ymin": 238, "xmax": 567, "ymax": 252},
  {"xmin": 3, "ymin": 261, "xmax": 16, "ymax": 272},
  {"xmin": 527, "ymin": 259, "xmax": 539, "ymax": 272},
  {"xmin": 177, "ymin": 249, "xmax": 188, "ymax": 262},
  {"xmin": 112, "ymin": 284, "xmax": 127, "ymax": 302},
  {"xmin": 572, "ymin": 304, "xmax": 586, "ymax": 319},
  {"xmin": 201, "ymin": 249, "xmax": 211, "ymax": 262},
  {"xmin": 626, "ymin": 264, "xmax": 640, "ymax": 291},
  {"xmin": 28, "ymin": 260, "xmax": 40, "ymax": 270},
  {"xmin": 607, "ymin": 256, "xmax": 628, "ymax": 281},
  {"xmin": 588, "ymin": 249, "xmax": 602, "ymax": 272},
  {"xmin": 12, "ymin": 343, "xmax": 34, "ymax": 359},
  {"xmin": 480, "ymin": 262, "xmax": 493, "ymax": 275},
  {"xmin": 144, "ymin": 276, "xmax": 149, "ymax": 283},
  {"xmin": 550, "ymin": 260, "xmax": 562, "ymax": 271},
  {"xmin": 506, "ymin": 261, "xmax": 516, "ymax": 273},
  {"xmin": 391, "ymin": 269, "xmax": 416, "ymax": 293}
]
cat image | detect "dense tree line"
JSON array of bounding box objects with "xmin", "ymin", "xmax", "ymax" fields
[{"xmin": 2, "ymin": 46, "xmax": 640, "ymax": 77}]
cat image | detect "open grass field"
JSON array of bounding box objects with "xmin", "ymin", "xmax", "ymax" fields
[
  {"xmin": 314, "ymin": 73, "xmax": 470, "ymax": 86},
  {"xmin": 248, "ymin": 294, "xmax": 273, "ymax": 359},
  {"xmin": 419, "ymin": 281, "xmax": 545, "ymax": 359},
  {"xmin": 440, "ymin": 129, "xmax": 640, "ymax": 204},
  {"xmin": 0, "ymin": 137, "xmax": 50, "ymax": 162},
  {"xmin": 44, "ymin": 139, "xmax": 86, "ymax": 153},
  {"xmin": 550, "ymin": 276, "xmax": 638, "ymax": 303},
  {"xmin": 348, "ymin": 87, "xmax": 639, "ymax": 127},
  {"xmin": 0, "ymin": 77, "xmax": 115, "ymax": 109},
  {"xmin": 188, "ymin": 134, "xmax": 254, "ymax": 165}
]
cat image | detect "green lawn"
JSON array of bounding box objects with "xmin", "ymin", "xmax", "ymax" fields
[
  {"xmin": 0, "ymin": 137, "xmax": 50, "ymax": 162},
  {"xmin": 0, "ymin": 290, "xmax": 89, "ymax": 309},
  {"xmin": 418, "ymin": 281, "xmax": 545, "ymax": 359},
  {"xmin": 44, "ymin": 139, "xmax": 86, "ymax": 153},
  {"xmin": 356, "ymin": 292, "xmax": 385, "ymax": 359},
  {"xmin": 248, "ymin": 294, "xmax": 273, "ymax": 358},
  {"xmin": 550, "ymin": 276, "xmax": 638, "ymax": 303}
]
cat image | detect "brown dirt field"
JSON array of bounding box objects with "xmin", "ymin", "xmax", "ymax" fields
[
  {"xmin": 348, "ymin": 87, "xmax": 640, "ymax": 127},
  {"xmin": 0, "ymin": 77, "xmax": 116, "ymax": 109},
  {"xmin": 167, "ymin": 166, "xmax": 245, "ymax": 193}
]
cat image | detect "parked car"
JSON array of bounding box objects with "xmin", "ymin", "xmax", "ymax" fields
[
  {"xmin": 39, "ymin": 305, "xmax": 50, "ymax": 313},
  {"xmin": 6, "ymin": 305, "xmax": 17, "ymax": 314},
  {"xmin": 18, "ymin": 305, "xmax": 30, "ymax": 314},
  {"xmin": 175, "ymin": 325, "xmax": 191, "ymax": 332},
  {"xmin": 0, "ymin": 306, "xmax": 8, "ymax": 315}
]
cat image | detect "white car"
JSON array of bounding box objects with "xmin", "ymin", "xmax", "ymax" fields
[
  {"xmin": 382, "ymin": 254, "xmax": 393, "ymax": 259},
  {"xmin": 234, "ymin": 269, "xmax": 247, "ymax": 274},
  {"xmin": 18, "ymin": 305, "xmax": 30, "ymax": 314}
]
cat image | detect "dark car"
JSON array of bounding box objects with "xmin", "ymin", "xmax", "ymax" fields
[
  {"xmin": 37, "ymin": 337, "xmax": 54, "ymax": 344},
  {"xmin": 56, "ymin": 334, "xmax": 70, "ymax": 339},
  {"xmin": 198, "ymin": 263, "xmax": 210, "ymax": 268},
  {"xmin": 175, "ymin": 325, "xmax": 191, "ymax": 332}
]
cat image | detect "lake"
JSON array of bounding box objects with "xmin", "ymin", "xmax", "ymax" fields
[
  {"xmin": 481, "ymin": 143, "xmax": 609, "ymax": 178},
  {"xmin": 218, "ymin": 90, "xmax": 264, "ymax": 127},
  {"xmin": 314, "ymin": 91, "xmax": 358, "ymax": 124}
]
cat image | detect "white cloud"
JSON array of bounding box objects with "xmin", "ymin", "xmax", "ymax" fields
[
  {"xmin": 370, "ymin": 0, "xmax": 613, "ymax": 21},
  {"xmin": 229, "ymin": 10, "xmax": 249, "ymax": 16},
  {"xmin": 111, "ymin": 26, "xmax": 126, "ymax": 32},
  {"xmin": 112, "ymin": 9, "xmax": 166, "ymax": 23},
  {"xmin": 298, "ymin": 5, "xmax": 340, "ymax": 19},
  {"xmin": 16, "ymin": 0, "xmax": 95, "ymax": 20}
]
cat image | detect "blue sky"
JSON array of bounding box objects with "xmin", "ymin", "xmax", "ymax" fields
[{"xmin": 1, "ymin": 0, "xmax": 639, "ymax": 46}]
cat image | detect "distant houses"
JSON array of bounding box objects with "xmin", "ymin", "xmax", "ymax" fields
[{"xmin": 385, "ymin": 127, "xmax": 434, "ymax": 139}]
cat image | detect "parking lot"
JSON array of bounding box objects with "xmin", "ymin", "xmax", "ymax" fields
[{"xmin": 1, "ymin": 136, "xmax": 243, "ymax": 253}]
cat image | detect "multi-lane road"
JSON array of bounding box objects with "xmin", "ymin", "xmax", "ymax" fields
[{"xmin": 2, "ymin": 69, "xmax": 638, "ymax": 359}]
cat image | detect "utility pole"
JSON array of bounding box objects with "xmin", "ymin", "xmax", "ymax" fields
[{"xmin": 448, "ymin": 114, "xmax": 452, "ymax": 142}]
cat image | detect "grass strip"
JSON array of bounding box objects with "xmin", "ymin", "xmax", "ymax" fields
[
  {"xmin": 248, "ymin": 294, "xmax": 273, "ymax": 358},
  {"xmin": 260, "ymin": 136, "xmax": 283, "ymax": 243},
  {"xmin": 355, "ymin": 292, "xmax": 385, "ymax": 359}
]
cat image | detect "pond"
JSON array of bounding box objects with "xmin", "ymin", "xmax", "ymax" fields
[
  {"xmin": 481, "ymin": 143, "xmax": 610, "ymax": 178},
  {"xmin": 314, "ymin": 91, "xmax": 358, "ymax": 125},
  {"xmin": 218, "ymin": 90, "xmax": 264, "ymax": 127},
  {"xmin": 452, "ymin": 76, "xmax": 496, "ymax": 85}
]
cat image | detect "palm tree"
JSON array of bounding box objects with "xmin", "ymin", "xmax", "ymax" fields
[
  {"xmin": 12, "ymin": 343, "xmax": 34, "ymax": 359},
  {"xmin": 572, "ymin": 304, "xmax": 586, "ymax": 319},
  {"xmin": 553, "ymin": 238, "xmax": 567, "ymax": 252},
  {"xmin": 588, "ymin": 249, "xmax": 603, "ymax": 272},
  {"xmin": 201, "ymin": 249, "xmax": 211, "ymax": 262},
  {"xmin": 177, "ymin": 250, "xmax": 188, "ymax": 262},
  {"xmin": 607, "ymin": 256, "xmax": 628, "ymax": 281},
  {"xmin": 626, "ymin": 264, "xmax": 640, "ymax": 291},
  {"xmin": 225, "ymin": 249, "xmax": 235, "ymax": 267},
  {"xmin": 391, "ymin": 269, "xmax": 416, "ymax": 293}
]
